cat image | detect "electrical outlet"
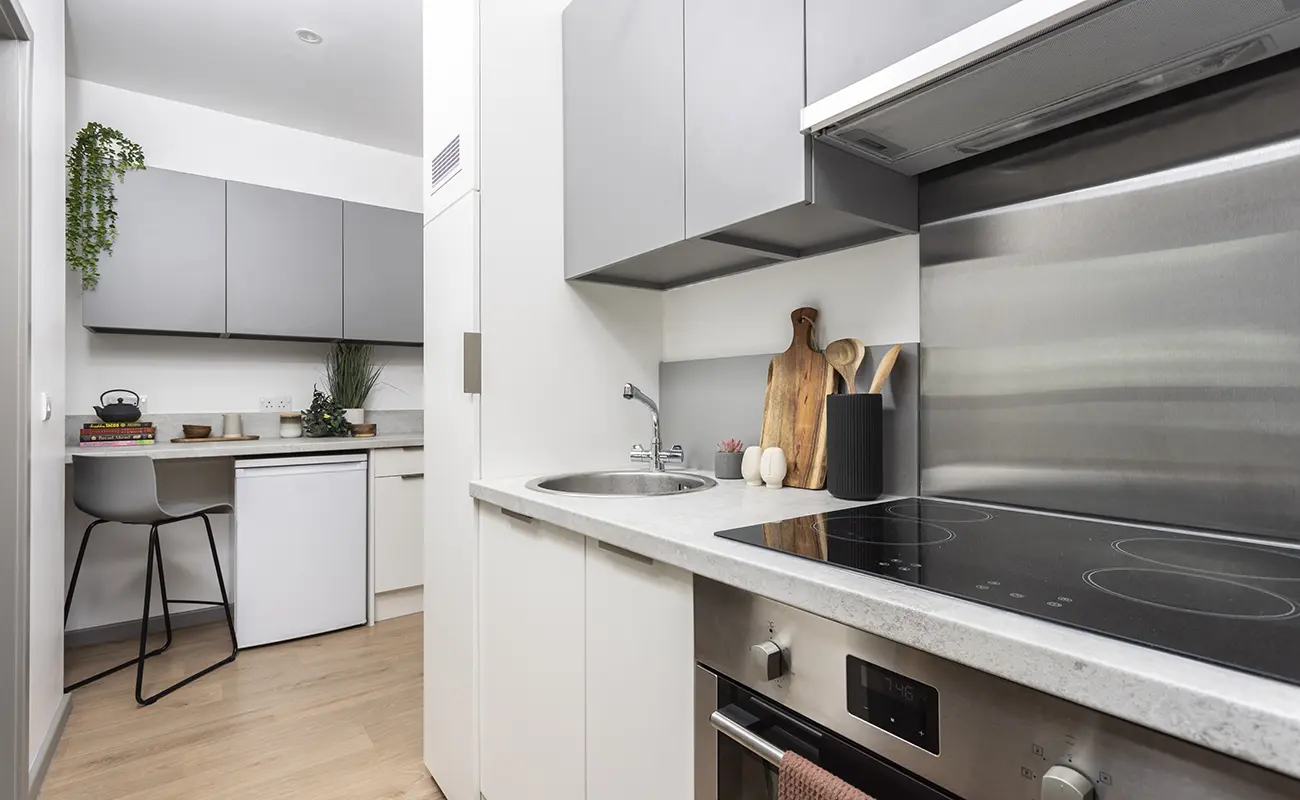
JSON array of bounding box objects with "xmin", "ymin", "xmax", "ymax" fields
[
  {"xmin": 138, "ymin": 394, "xmax": 148, "ymax": 413},
  {"xmin": 259, "ymin": 395, "xmax": 293, "ymax": 411}
]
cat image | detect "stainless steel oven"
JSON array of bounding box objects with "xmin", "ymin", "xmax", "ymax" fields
[{"xmin": 694, "ymin": 577, "xmax": 1300, "ymax": 800}]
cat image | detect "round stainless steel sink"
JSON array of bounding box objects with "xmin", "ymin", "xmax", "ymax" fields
[{"xmin": 526, "ymin": 470, "xmax": 717, "ymax": 497}]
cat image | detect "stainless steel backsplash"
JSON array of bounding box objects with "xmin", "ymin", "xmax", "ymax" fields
[{"xmin": 920, "ymin": 95, "xmax": 1300, "ymax": 540}]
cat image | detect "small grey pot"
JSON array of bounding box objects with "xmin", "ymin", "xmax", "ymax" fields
[{"xmin": 715, "ymin": 451, "xmax": 744, "ymax": 480}]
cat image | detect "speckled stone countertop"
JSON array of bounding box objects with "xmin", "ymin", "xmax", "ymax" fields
[
  {"xmin": 66, "ymin": 433, "xmax": 423, "ymax": 463},
  {"xmin": 470, "ymin": 471, "xmax": 1300, "ymax": 779},
  {"xmin": 65, "ymin": 409, "xmax": 423, "ymax": 463}
]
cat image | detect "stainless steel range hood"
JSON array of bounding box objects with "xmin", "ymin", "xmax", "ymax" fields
[{"xmin": 803, "ymin": 0, "xmax": 1300, "ymax": 176}]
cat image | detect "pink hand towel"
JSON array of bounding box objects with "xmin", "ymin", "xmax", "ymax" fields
[{"xmin": 778, "ymin": 751, "xmax": 873, "ymax": 800}]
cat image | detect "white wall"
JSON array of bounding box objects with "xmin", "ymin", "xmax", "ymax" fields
[
  {"xmin": 662, "ymin": 235, "xmax": 921, "ymax": 361},
  {"xmin": 29, "ymin": 0, "xmax": 67, "ymax": 766},
  {"xmin": 478, "ymin": 0, "xmax": 662, "ymax": 479},
  {"xmin": 67, "ymin": 79, "xmax": 420, "ymax": 210},
  {"xmin": 67, "ymin": 331, "xmax": 421, "ymax": 414},
  {"xmin": 65, "ymin": 78, "xmax": 423, "ymax": 414}
]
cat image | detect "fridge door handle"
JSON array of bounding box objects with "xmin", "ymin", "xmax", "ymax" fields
[{"xmin": 235, "ymin": 462, "xmax": 367, "ymax": 478}]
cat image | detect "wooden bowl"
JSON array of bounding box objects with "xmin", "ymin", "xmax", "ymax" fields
[
  {"xmin": 351, "ymin": 423, "xmax": 377, "ymax": 438},
  {"xmin": 182, "ymin": 424, "xmax": 212, "ymax": 439}
]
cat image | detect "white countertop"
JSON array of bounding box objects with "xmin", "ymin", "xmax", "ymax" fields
[
  {"xmin": 470, "ymin": 471, "xmax": 1300, "ymax": 780},
  {"xmin": 66, "ymin": 433, "xmax": 424, "ymax": 463}
]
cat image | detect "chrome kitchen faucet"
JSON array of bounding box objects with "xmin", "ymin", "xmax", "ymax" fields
[{"xmin": 622, "ymin": 383, "xmax": 684, "ymax": 472}]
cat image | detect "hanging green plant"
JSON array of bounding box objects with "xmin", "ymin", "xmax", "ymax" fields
[{"xmin": 66, "ymin": 122, "xmax": 146, "ymax": 290}]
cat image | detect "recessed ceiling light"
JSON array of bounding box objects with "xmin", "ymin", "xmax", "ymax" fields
[{"xmin": 295, "ymin": 28, "xmax": 324, "ymax": 45}]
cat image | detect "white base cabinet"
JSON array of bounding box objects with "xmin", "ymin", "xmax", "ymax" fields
[
  {"xmin": 479, "ymin": 513, "xmax": 587, "ymax": 800},
  {"xmin": 374, "ymin": 473, "xmax": 424, "ymax": 593},
  {"xmin": 586, "ymin": 537, "xmax": 694, "ymax": 800},
  {"xmin": 477, "ymin": 511, "xmax": 695, "ymax": 800}
]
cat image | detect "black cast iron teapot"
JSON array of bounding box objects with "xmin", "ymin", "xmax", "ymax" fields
[{"xmin": 94, "ymin": 389, "xmax": 142, "ymax": 423}]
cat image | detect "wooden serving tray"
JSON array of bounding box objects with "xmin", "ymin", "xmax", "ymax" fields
[{"xmin": 170, "ymin": 435, "xmax": 261, "ymax": 443}]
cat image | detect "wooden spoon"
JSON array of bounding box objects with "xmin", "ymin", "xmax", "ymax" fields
[
  {"xmin": 824, "ymin": 338, "xmax": 865, "ymax": 394},
  {"xmin": 868, "ymin": 344, "xmax": 902, "ymax": 394}
]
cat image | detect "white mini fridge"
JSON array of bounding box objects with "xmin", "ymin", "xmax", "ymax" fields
[{"xmin": 234, "ymin": 453, "xmax": 368, "ymax": 647}]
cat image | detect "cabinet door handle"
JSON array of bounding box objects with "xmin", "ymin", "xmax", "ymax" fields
[
  {"xmin": 597, "ymin": 540, "xmax": 653, "ymax": 566},
  {"xmin": 500, "ymin": 507, "xmax": 535, "ymax": 524},
  {"xmin": 464, "ymin": 332, "xmax": 482, "ymax": 394},
  {"xmin": 401, "ymin": 446, "xmax": 423, "ymax": 452},
  {"xmin": 399, "ymin": 473, "xmax": 424, "ymax": 480}
]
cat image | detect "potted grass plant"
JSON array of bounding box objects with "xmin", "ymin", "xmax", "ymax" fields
[{"xmin": 325, "ymin": 343, "xmax": 384, "ymax": 425}]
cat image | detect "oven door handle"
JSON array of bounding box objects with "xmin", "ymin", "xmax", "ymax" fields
[{"xmin": 710, "ymin": 709, "xmax": 785, "ymax": 767}]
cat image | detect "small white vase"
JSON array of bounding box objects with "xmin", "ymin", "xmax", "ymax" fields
[
  {"xmin": 344, "ymin": 408, "xmax": 365, "ymax": 425},
  {"xmin": 741, "ymin": 446, "xmax": 764, "ymax": 487},
  {"xmin": 760, "ymin": 447, "xmax": 787, "ymax": 489}
]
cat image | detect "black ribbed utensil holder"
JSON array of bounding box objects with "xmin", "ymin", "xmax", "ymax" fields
[{"xmin": 826, "ymin": 393, "xmax": 883, "ymax": 501}]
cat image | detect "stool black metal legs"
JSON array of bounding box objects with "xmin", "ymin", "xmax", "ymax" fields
[
  {"xmin": 64, "ymin": 520, "xmax": 174, "ymax": 693},
  {"xmin": 63, "ymin": 512, "xmax": 238, "ymax": 705},
  {"xmin": 135, "ymin": 513, "xmax": 238, "ymax": 706}
]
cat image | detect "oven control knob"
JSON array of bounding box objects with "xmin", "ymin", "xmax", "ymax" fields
[
  {"xmin": 750, "ymin": 640, "xmax": 786, "ymax": 681},
  {"xmin": 1042, "ymin": 765, "xmax": 1095, "ymax": 800}
]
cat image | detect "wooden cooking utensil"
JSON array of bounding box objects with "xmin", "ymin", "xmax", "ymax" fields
[
  {"xmin": 868, "ymin": 344, "xmax": 903, "ymax": 394},
  {"xmin": 824, "ymin": 338, "xmax": 865, "ymax": 394},
  {"xmin": 759, "ymin": 307, "xmax": 836, "ymax": 489}
]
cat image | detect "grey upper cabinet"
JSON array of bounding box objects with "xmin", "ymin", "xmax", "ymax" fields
[
  {"xmin": 563, "ymin": 0, "xmax": 917, "ymax": 289},
  {"xmin": 563, "ymin": 0, "xmax": 685, "ymax": 279},
  {"xmin": 343, "ymin": 202, "xmax": 422, "ymax": 345},
  {"xmin": 83, "ymin": 168, "xmax": 226, "ymax": 335},
  {"xmin": 685, "ymin": 0, "xmax": 805, "ymax": 238},
  {"xmin": 806, "ymin": 0, "xmax": 1021, "ymax": 105},
  {"xmin": 226, "ymin": 182, "xmax": 343, "ymax": 340}
]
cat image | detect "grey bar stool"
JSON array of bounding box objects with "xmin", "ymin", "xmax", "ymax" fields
[{"xmin": 66, "ymin": 455, "xmax": 238, "ymax": 705}]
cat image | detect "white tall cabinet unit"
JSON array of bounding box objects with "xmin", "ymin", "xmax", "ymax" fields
[
  {"xmin": 423, "ymin": 1, "xmax": 481, "ymax": 800},
  {"xmin": 424, "ymin": 1, "xmax": 669, "ymax": 799}
]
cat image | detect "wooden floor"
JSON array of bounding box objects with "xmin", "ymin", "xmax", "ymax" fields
[{"xmin": 42, "ymin": 614, "xmax": 444, "ymax": 800}]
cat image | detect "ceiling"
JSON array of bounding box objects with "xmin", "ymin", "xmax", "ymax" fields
[{"xmin": 66, "ymin": 0, "xmax": 421, "ymax": 155}]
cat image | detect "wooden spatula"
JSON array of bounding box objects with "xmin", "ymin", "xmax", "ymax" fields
[
  {"xmin": 868, "ymin": 344, "xmax": 903, "ymax": 394},
  {"xmin": 824, "ymin": 338, "xmax": 865, "ymax": 394}
]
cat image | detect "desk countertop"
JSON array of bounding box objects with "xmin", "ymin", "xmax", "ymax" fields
[{"xmin": 65, "ymin": 433, "xmax": 424, "ymax": 463}]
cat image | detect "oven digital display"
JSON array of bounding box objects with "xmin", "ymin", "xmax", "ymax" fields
[{"xmin": 846, "ymin": 656, "xmax": 940, "ymax": 755}]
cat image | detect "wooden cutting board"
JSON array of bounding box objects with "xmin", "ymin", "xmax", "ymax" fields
[{"xmin": 760, "ymin": 307, "xmax": 835, "ymax": 489}]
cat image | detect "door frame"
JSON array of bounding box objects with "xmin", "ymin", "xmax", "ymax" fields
[{"xmin": 0, "ymin": 0, "xmax": 33, "ymax": 798}]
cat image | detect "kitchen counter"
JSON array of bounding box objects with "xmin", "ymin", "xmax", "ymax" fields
[
  {"xmin": 470, "ymin": 472, "xmax": 1300, "ymax": 779},
  {"xmin": 65, "ymin": 432, "xmax": 424, "ymax": 463}
]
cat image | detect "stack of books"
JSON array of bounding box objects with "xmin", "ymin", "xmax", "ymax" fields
[{"xmin": 79, "ymin": 421, "xmax": 157, "ymax": 448}]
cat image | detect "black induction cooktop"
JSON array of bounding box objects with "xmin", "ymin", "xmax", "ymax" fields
[{"xmin": 715, "ymin": 498, "xmax": 1300, "ymax": 685}]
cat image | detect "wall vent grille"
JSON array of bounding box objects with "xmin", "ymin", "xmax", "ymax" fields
[{"xmin": 430, "ymin": 135, "xmax": 461, "ymax": 193}]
